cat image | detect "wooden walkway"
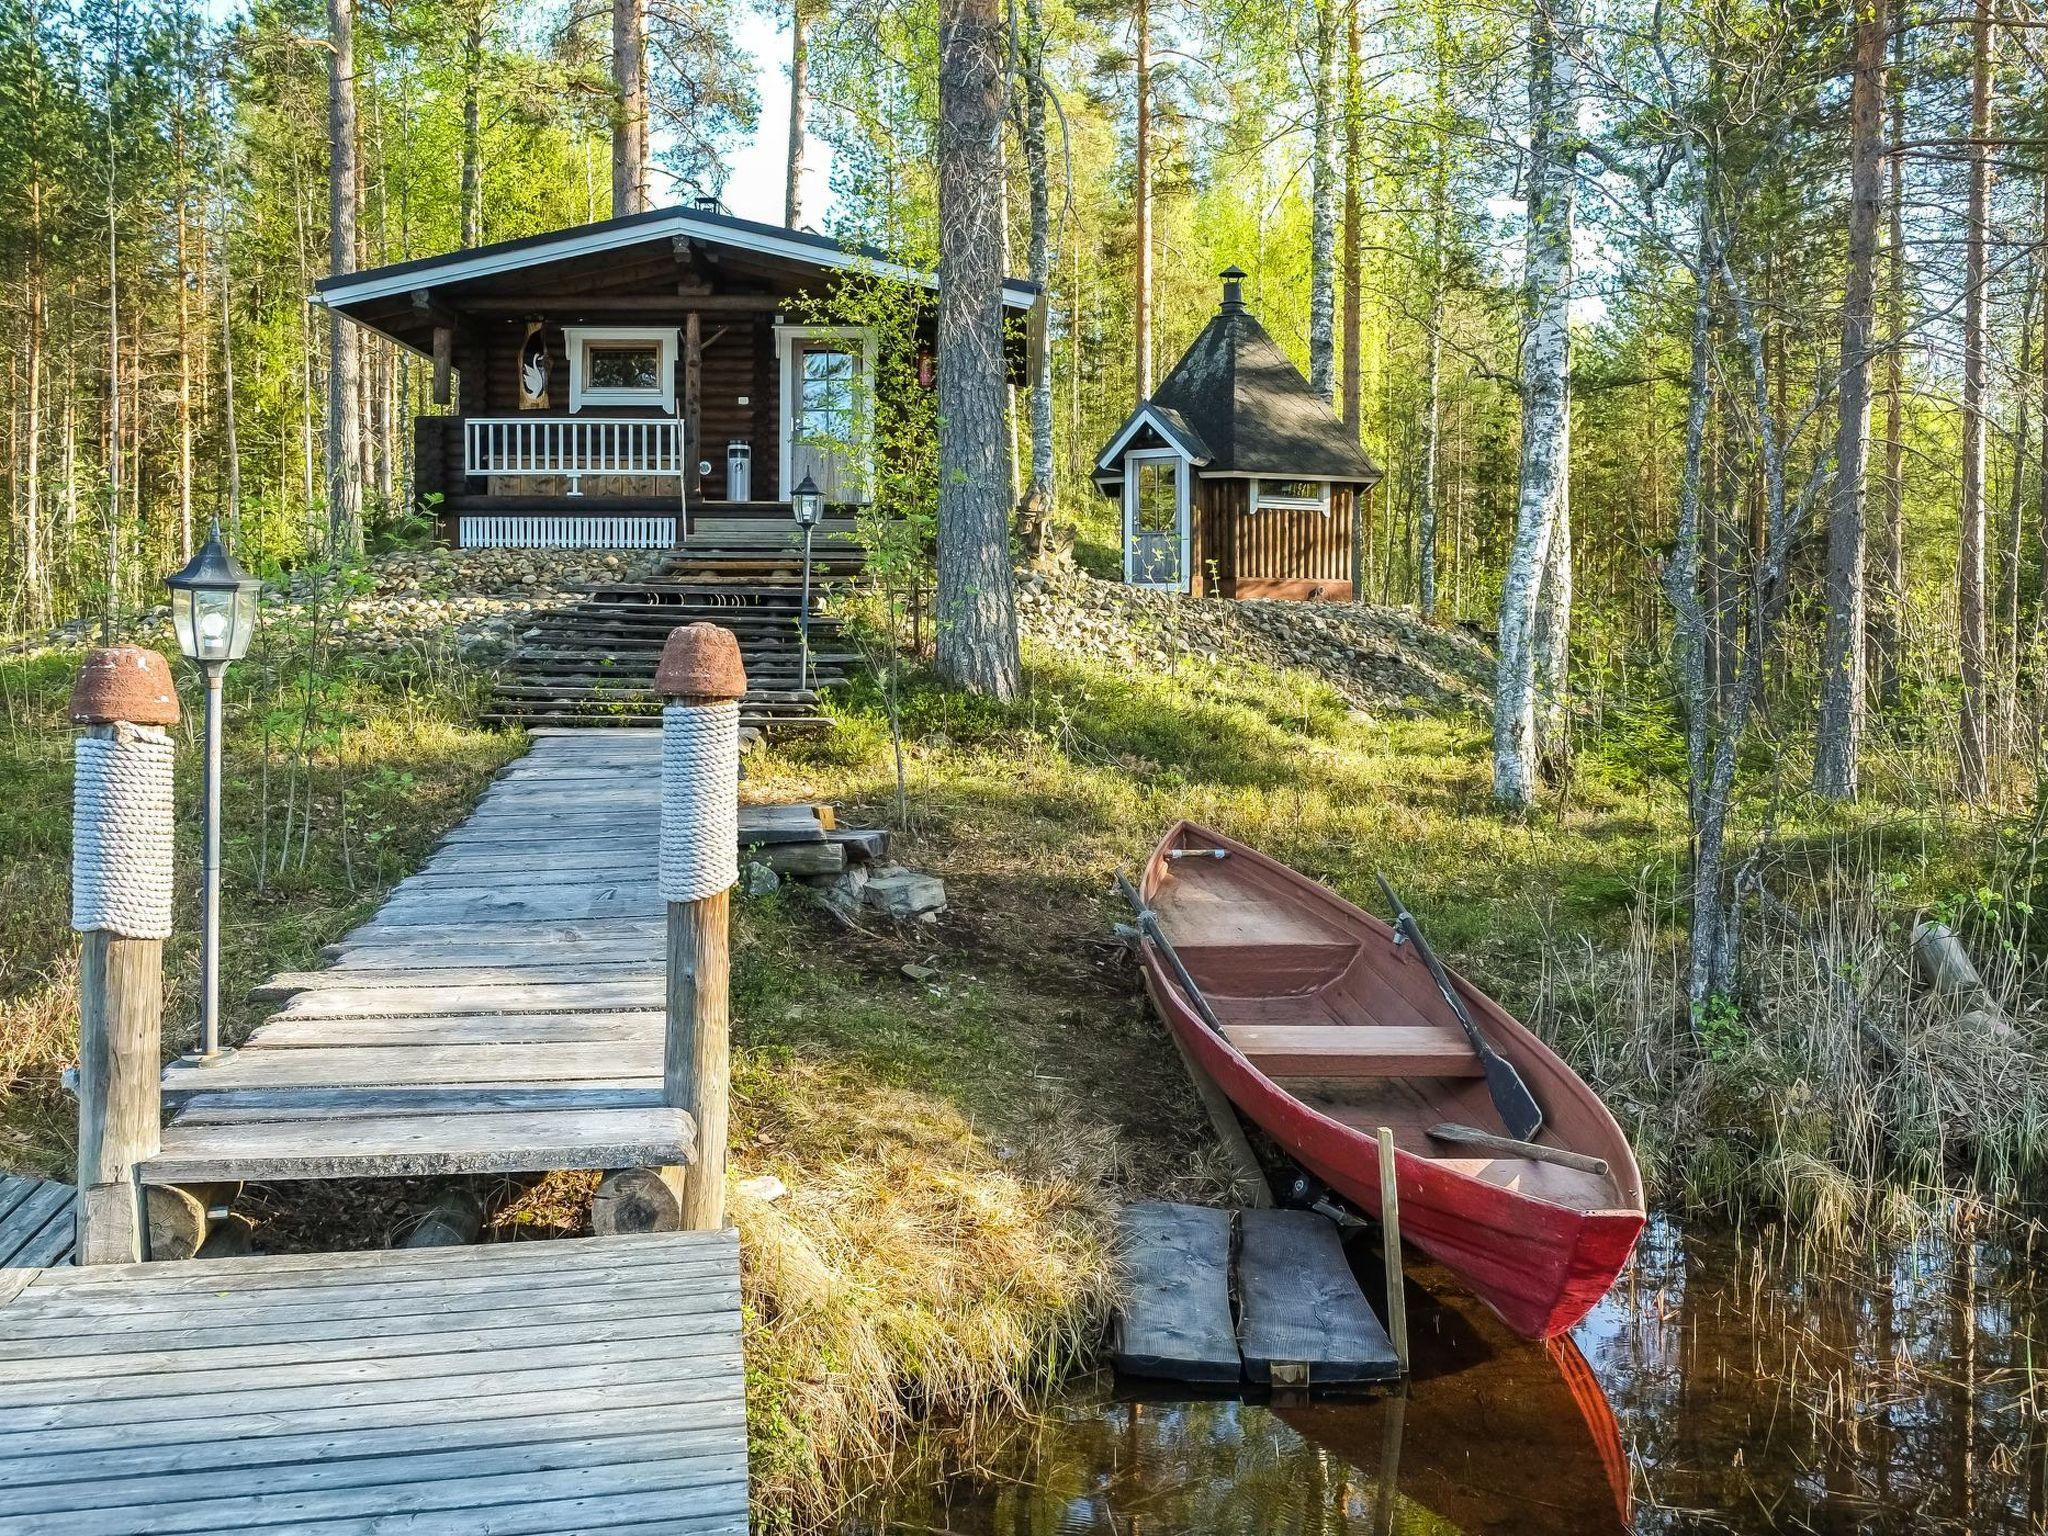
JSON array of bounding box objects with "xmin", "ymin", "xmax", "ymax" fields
[
  {"xmin": 147, "ymin": 730, "xmax": 698, "ymax": 1186},
  {"xmin": 0, "ymin": 1230, "xmax": 747, "ymax": 1534},
  {"xmin": 0, "ymin": 1176, "xmax": 75, "ymax": 1270}
]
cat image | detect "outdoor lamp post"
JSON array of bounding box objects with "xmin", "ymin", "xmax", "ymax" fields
[
  {"xmin": 791, "ymin": 474, "xmax": 823, "ymax": 695},
  {"xmin": 166, "ymin": 521, "xmax": 260, "ymax": 1063}
]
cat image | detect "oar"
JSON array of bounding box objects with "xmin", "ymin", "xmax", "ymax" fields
[
  {"xmin": 1115, "ymin": 872, "xmax": 1228, "ymax": 1038},
  {"xmin": 1373, "ymin": 873, "xmax": 1544, "ymax": 1143},
  {"xmin": 1426, "ymin": 1122, "xmax": 1607, "ymax": 1177}
]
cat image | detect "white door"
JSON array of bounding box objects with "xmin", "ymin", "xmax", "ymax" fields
[
  {"xmin": 1124, "ymin": 452, "xmax": 1189, "ymax": 589},
  {"xmin": 788, "ymin": 337, "xmax": 865, "ymax": 504}
]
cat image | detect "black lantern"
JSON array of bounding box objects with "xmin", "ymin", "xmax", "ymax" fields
[
  {"xmin": 791, "ymin": 473, "xmax": 824, "ymax": 530},
  {"xmin": 167, "ymin": 522, "xmax": 260, "ymax": 665},
  {"xmin": 164, "ymin": 521, "xmax": 258, "ymax": 1063}
]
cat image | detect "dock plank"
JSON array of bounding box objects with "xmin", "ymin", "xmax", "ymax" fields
[
  {"xmin": 1235, "ymin": 1207, "xmax": 1400, "ymax": 1385},
  {"xmin": 0, "ymin": 1231, "xmax": 746, "ymax": 1536},
  {"xmin": 1112, "ymin": 1202, "xmax": 1240, "ymax": 1384}
]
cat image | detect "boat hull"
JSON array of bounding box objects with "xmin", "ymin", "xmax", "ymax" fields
[{"xmin": 1136, "ymin": 823, "xmax": 1645, "ymax": 1340}]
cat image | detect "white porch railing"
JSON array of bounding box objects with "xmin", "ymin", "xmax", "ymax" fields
[{"xmin": 464, "ymin": 417, "xmax": 684, "ymax": 496}]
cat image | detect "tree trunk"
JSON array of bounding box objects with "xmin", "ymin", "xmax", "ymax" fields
[
  {"xmin": 326, "ymin": 0, "xmax": 363, "ymax": 555},
  {"xmin": 219, "ymin": 186, "xmax": 240, "ymax": 540},
  {"xmin": 1307, "ymin": 0, "xmax": 1338, "ymax": 401},
  {"xmin": 1813, "ymin": 0, "xmax": 1885, "ymax": 799},
  {"xmin": 1133, "ymin": 0, "xmax": 1152, "ymax": 401},
  {"xmin": 1019, "ymin": 0, "xmax": 1056, "ymax": 538},
  {"xmin": 1959, "ymin": 0, "xmax": 1991, "ymax": 798},
  {"xmin": 1535, "ymin": 489, "xmax": 1572, "ymax": 759},
  {"xmin": 785, "ymin": 0, "xmax": 808, "ymax": 226},
  {"xmin": 612, "ymin": 0, "xmax": 647, "ymax": 216},
  {"xmin": 1873, "ymin": 21, "xmax": 1906, "ymax": 709},
  {"xmin": 1418, "ymin": 282, "xmax": 1443, "ymax": 621},
  {"xmin": 934, "ymin": 0, "xmax": 1021, "ymax": 699},
  {"xmin": 1339, "ymin": 0, "xmax": 1363, "ymax": 435},
  {"xmin": 461, "ymin": 17, "xmax": 483, "ymax": 246},
  {"xmin": 1492, "ymin": 0, "xmax": 1577, "ymax": 808}
]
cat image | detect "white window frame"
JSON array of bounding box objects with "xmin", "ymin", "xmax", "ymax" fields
[
  {"xmin": 564, "ymin": 325, "xmax": 679, "ymax": 415},
  {"xmin": 777, "ymin": 323, "xmax": 878, "ymax": 503},
  {"xmin": 1122, "ymin": 448, "xmax": 1191, "ymax": 592},
  {"xmin": 1249, "ymin": 476, "xmax": 1332, "ymax": 515}
]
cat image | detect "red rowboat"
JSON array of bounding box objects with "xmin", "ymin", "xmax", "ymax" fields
[{"xmin": 1135, "ymin": 822, "xmax": 1645, "ymax": 1340}]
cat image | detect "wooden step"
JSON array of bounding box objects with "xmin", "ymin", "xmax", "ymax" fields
[{"xmin": 142, "ymin": 1105, "xmax": 697, "ymax": 1182}]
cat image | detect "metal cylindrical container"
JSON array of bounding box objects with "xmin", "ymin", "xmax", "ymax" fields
[{"xmin": 726, "ymin": 441, "xmax": 752, "ymax": 502}]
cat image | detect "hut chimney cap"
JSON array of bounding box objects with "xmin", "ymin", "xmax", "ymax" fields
[
  {"xmin": 655, "ymin": 623, "xmax": 749, "ymax": 702},
  {"xmin": 1220, "ymin": 267, "xmax": 1248, "ymax": 312}
]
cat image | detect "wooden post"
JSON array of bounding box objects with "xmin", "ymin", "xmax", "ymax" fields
[
  {"xmin": 1376, "ymin": 1126, "xmax": 1409, "ymax": 1373},
  {"xmin": 68, "ymin": 647, "xmax": 180, "ymax": 1266},
  {"xmin": 645, "ymin": 623, "xmax": 745, "ymax": 1232},
  {"xmin": 431, "ymin": 325, "xmax": 453, "ymax": 407}
]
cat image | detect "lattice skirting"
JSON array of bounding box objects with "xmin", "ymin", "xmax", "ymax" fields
[{"xmin": 458, "ymin": 515, "xmax": 679, "ymax": 550}]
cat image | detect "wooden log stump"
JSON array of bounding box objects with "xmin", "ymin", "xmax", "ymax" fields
[
  {"xmin": 146, "ymin": 1181, "xmax": 239, "ymax": 1261},
  {"xmin": 591, "ymin": 1166, "xmax": 687, "ymax": 1235}
]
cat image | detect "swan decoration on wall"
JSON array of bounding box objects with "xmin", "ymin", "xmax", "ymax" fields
[{"xmin": 519, "ymin": 323, "xmax": 550, "ymax": 409}]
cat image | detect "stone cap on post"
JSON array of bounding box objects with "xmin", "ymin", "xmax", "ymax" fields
[
  {"xmin": 70, "ymin": 647, "xmax": 181, "ymax": 728},
  {"xmin": 654, "ymin": 624, "xmax": 748, "ymax": 704}
]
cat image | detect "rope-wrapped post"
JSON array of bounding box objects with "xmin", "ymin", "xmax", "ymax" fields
[
  {"xmin": 69, "ymin": 647, "xmax": 179, "ymax": 1266},
  {"xmin": 657, "ymin": 623, "xmax": 745, "ymax": 1232}
]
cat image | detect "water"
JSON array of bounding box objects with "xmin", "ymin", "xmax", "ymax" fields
[{"xmin": 845, "ymin": 1217, "xmax": 2048, "ymax": 1534}]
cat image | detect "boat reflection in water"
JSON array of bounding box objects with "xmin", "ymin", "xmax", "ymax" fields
[{"xmin": 844, "ymin": 1255, "xmax": 1631, "ymax": 1536}]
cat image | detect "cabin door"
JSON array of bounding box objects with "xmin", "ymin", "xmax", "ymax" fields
[
  {"xmin": 1123, "ymin": 451, "xmax": 1189, "ymax": 590},
  {"xmin": 785, "ymin": 335, "xmax": 866, "ymax": 503}
]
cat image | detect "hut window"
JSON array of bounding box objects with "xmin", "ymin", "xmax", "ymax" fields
[
  {"xmin": 564, "ymin": 325, "xmax": 680, "ymax": 414},
  {"xmin": 1251, "ymin": 478, "xmax": 1330, "ymax": 514}
]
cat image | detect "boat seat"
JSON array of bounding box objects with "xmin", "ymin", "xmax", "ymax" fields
[{"xmin": 1223, "ymin": 1024, "xmax": 1482, "ymax": 1078}]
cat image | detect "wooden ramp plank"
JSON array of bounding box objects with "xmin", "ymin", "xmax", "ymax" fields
[
  {"xmin": 0, "ymin": 1231, "xmax": 746, "ymax": 1536},
  {"xmin": 1112, "ymin": 1202, "xmax": 1240, "ymax": 1384},
  {"xmin": 1236, "ymin": 1207, "xmax": 1400, "ymax": 1385},
  {"xmin": 0, "ymin": 1179, "xmax": 74, "ymax": 1269},
  {"xmin": 141, "ymin": 1106, "xmax": 694, "ymax": 1182}
]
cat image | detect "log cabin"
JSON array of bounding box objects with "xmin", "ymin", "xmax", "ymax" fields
[
  {"xmin": 316, "ymin": 197, "xmax": 1042, "ymax": 551},
  {"xmin": 1093, "ymin": 268, "xmax": 1382, "ymax": 600}
]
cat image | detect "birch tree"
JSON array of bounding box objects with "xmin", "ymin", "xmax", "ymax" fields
[
  {"xmin": 1492, "ymin": 0, "xmax": 1579, "ymax": 808},
  {"xmin": 1016, "ymin": 0, "xmax": 1058, "ymax": 544},
  {"xmin": 1307, "ymin": 0, "xmax": 1338, "ymax": 401},
  {"xmin": 326, "ymin": 0, "xmax": 362, "ymax": 556},
  {"xmin": 1957, "ymin": 0, "xmax": 1991, "ymax": 798}
]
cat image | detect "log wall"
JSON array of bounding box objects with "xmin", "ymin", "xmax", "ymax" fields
[{"xmin": 1194, "ymin": 480, "xmax": 1362, "ymax": 602}]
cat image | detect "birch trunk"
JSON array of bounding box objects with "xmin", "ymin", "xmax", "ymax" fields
[
  {"xmin": 1536, "ymin": 487, "xmax": 1572, "ymax": 757},
  {"xmin": 1339, "ymin": 0, "xmax": 1362, "ymax": 435},
  {"xmin": 1492, "ymin": 0, "xmax": 1578, "ymax": 808},
  {"xmin": 326, "ymin": 0, "xmax": 363, "ymax": 555},
  {"xmin": 1020, "ymin": 0, "xmax": 1056, "ymax": 535},
  {"xmin": 1307, "ymin": 0, "xmax": 1338, "ymax": 402},
  {"xmin": 1418, "ymin": 282, "xmax": 1443, "ymax": 621},
  {"xmin": 461, "ymin": 16, "xmax": 483, "ymax": 246},
  {"xmin": 1813, "ymin": 0, "xmax": 1885, "ymax": 799},
  {"xmin": 934, "ymin": 0, "xmax": 1021, "ymax": 699},
  {"xmin": 1958, "ymin": 0, "xmax": 1991, "ymax": 798},
  {"xmin": 785, "ymin": 0, "xmax": 807, "ymax": 226}
]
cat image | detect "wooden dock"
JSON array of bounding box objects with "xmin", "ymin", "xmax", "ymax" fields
[
  {"xmin": 0, "ymin": 1176, "xmax": 75, "ymax": 1270},
  {"xmin": 147, "ymin": 730, "xmax": 713, "ymax": 1187},
  {"xmin": 0, "ymin": 1230, "xmax": 747, "ymax": 1534}
]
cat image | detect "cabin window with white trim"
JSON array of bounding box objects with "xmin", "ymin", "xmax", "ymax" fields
[
  {"xmin": 1250, "ymin": 477, "xmax": 1331, "ymax": 514},
  {"xmin": 564, "ymin": 325, "xmax": 679, "ymax": 413}
]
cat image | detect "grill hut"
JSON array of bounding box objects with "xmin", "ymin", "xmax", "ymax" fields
[{"xmin": 1094, "ymin": 268, "xmax": 1382, "ymax": 599}]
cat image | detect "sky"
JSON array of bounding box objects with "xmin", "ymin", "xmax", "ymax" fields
[{"xmin": 709, "ymin": 7, "xmax": 837, "ymax": 229}]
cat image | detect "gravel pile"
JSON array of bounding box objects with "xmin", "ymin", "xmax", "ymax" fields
[{"xmin": 1013, "ymin": 569, "xmax": 1494, "ymax": 714}]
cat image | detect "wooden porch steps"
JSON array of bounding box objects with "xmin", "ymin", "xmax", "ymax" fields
[{"xmin": 489, "ymin": 543, "xmax": 865, "ymax": 732}]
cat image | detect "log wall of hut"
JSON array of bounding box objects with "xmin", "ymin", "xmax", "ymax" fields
[{"xmin": 1193, "ymin": 480, "xmax": 1361, "ymax": 601}]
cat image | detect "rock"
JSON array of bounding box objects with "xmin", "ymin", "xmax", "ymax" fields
[
  {"xmin": 736, "ymin": 1174, "xmax": 788, "ymax": 1204},
  {"xmin": 819, "ymin": 866, "xmax": 869, "ymax": 922},
  {"xmin": 741, "ymin": 861, "xmax": 780, "ymax": 896},
  {"xmin": 862, "ymin": 868, "xmax": 947, "ymax": 919},
  {"xmin": 902, "ymin": 962, "xmax": 939, "ymax": 983}
]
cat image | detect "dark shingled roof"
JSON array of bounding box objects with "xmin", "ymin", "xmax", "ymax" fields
[{"xmin": 1099, "ymin": 285, "xmax": 1381, "ymax": 484}]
